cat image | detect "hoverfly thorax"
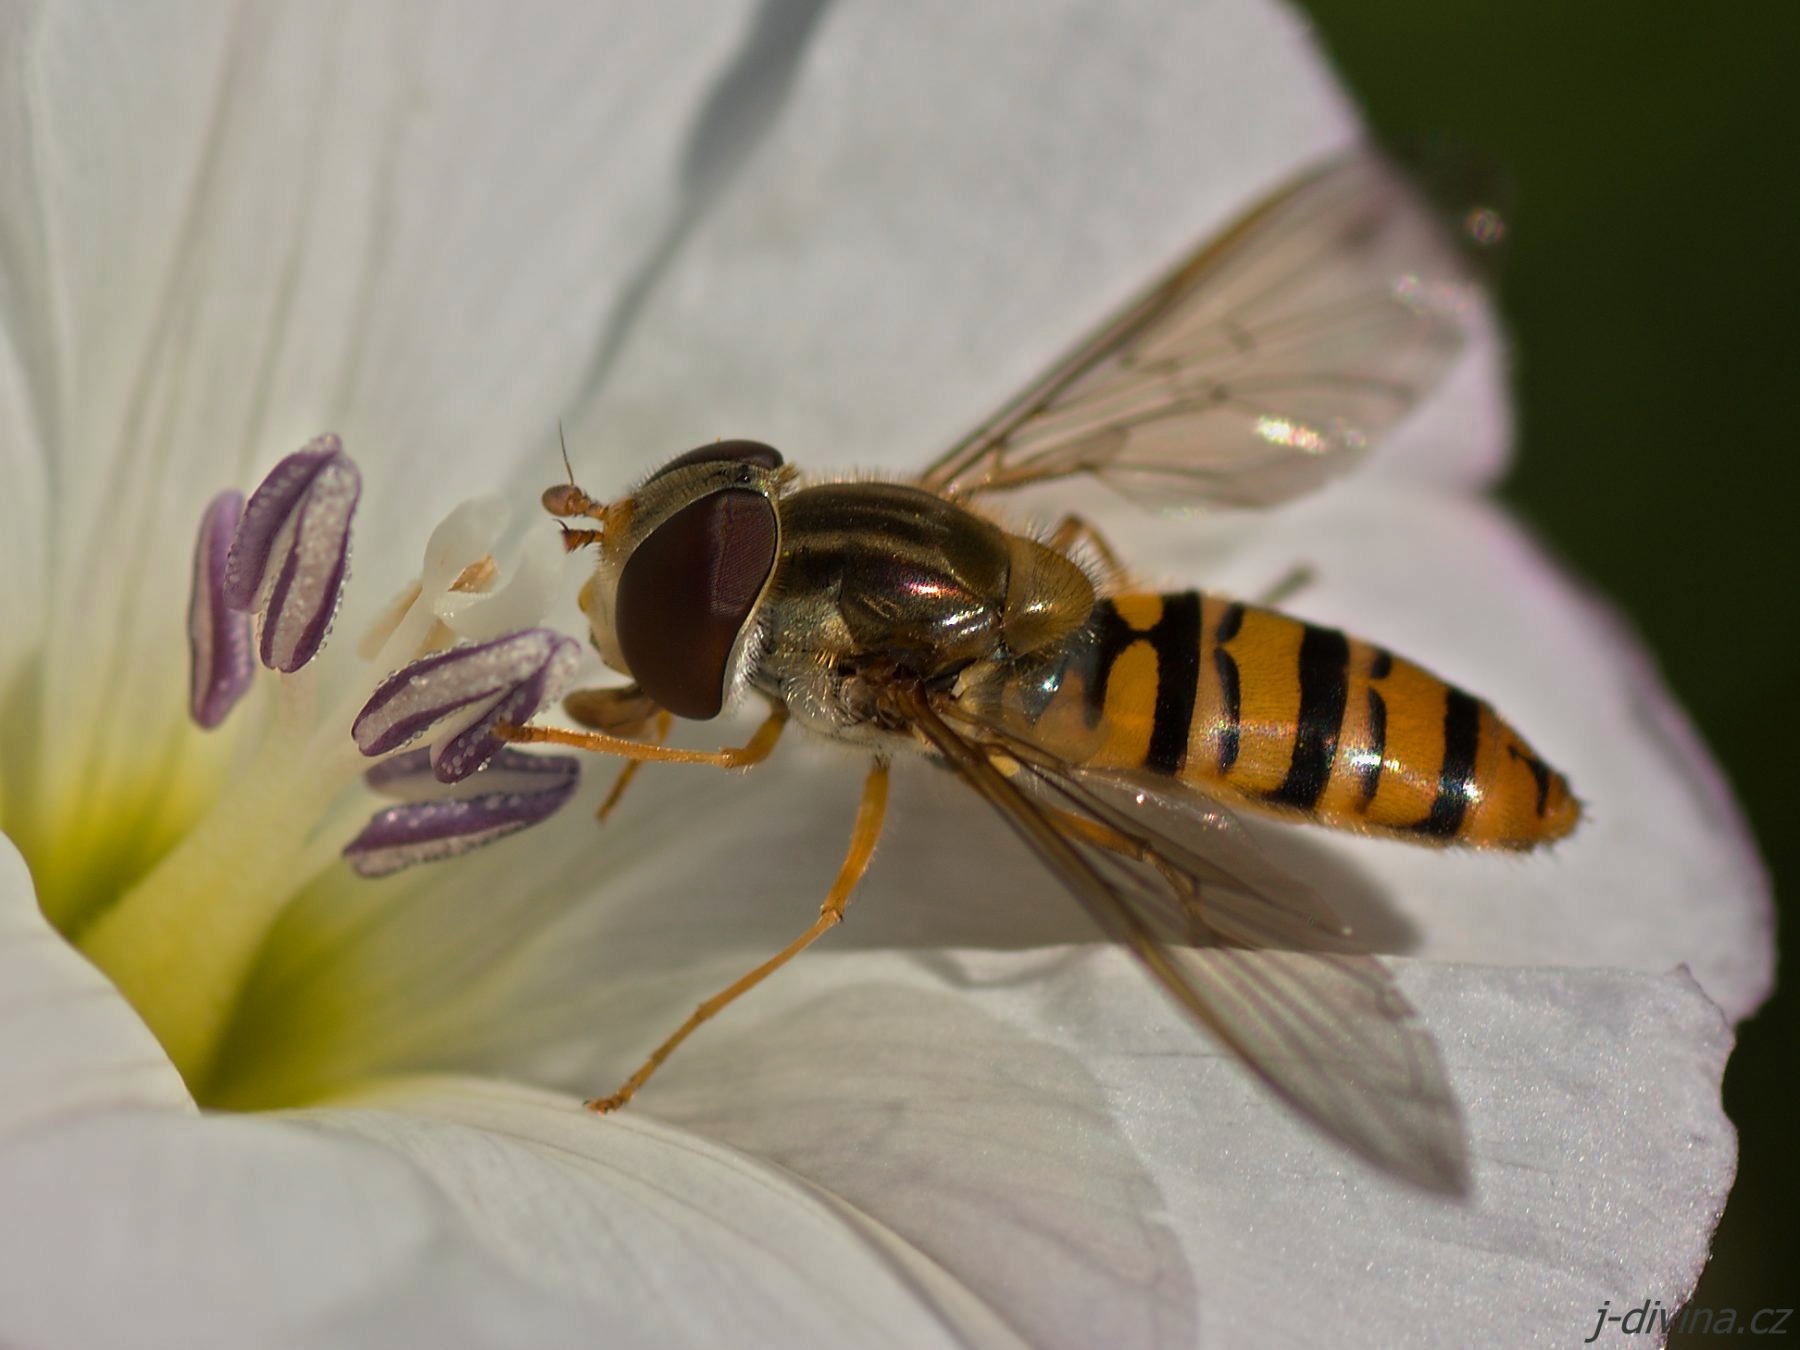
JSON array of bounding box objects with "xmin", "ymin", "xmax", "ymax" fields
[{"xmin": 575, "ymin": 440, "xmax": 787, "ymax": 720}]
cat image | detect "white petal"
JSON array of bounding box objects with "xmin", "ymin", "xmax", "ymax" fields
[
  {"xmin": 0, "ymin": 12, "xmax": 52, "ymax": 714},
  {"xmin": 653, "ymin": 956, "xmax": 1204, "ymax": 1347},
  {"xmin": 0, "ymin": 1076, "xmax": 1020, "ymax": 1350},
  {"xmin": 0, "ymin": 326, "xmax": 47, "ymax": 718},
  {"xmin": 640, "ymin": 948, "xmax": 1733, "ymax": 1349},
  {"xmin": 0, "ymin": 836, "xmax": 190, "ymax": 1134},
  {"xmin": 566, "ymin": 0, "xmax": 1506, "ymax": 492},
  {"xmin": 584, "ymin": 0, "xmax": 1246, "ymax": 462}
]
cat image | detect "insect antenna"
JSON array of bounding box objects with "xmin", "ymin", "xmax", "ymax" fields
[{"xmin": 542, "ymin": 420, "xmax": 607, "ymax": 548}]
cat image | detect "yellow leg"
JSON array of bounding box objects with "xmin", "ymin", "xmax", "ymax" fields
[
  {"xmin": 596, "ymin": 710, "xmax": 673, "ymax": 821},
  {"xmin": 1042, "ymin": 803, "xmax": 1139, "ymax": 856},
  {"xmin": 588, "ymin": 758, "xmax": 892, "ymax": 1113},
  {"xmin": 985, "ymin": 747, "xmax": 1138, "ymax": 855},
  {"xmin": 1038, "ymin": 800, "xmax": 1200, "ymax": 904},
  {"xmin": 1046, "ymin": 513, "xmax": 1129, "ymax": 588},
  {"xmin": 498, "ymin": 703, "xmax": 788, "ymax": 769}
]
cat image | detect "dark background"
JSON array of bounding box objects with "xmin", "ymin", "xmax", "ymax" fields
[{"xmin": 1294, "ymin": 1, "xmax": 1797, "ymax": 1327}]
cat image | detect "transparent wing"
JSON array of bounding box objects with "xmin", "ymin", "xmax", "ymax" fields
[
  {"xmin": 919, "ymin": 152, "xmax": 1484, "ymax": 508},
  {"xmin": 895, "ymin": 684, "xmax": 1469, "ymax": 1194}
]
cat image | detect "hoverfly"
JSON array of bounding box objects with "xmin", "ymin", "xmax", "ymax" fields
[{"xmin": 505, "ymin": 152, "xmax": 1578, "ymax": 1195}]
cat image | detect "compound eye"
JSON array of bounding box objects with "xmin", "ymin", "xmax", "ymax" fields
[
  {"xmin": 646, "ymin": 439, "xmax": 784, "ymax": 483},
  {"xmin": 614, "ymin": 490, "xmax": 778, "ymax": 720}
]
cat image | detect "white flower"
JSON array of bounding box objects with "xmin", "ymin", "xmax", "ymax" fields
[{"xmin": 0, "ymin": 2, "xmax": 1771, "ymax": 1347}]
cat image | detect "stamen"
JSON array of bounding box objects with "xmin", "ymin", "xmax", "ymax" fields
[
  {"xmin": 351, "ymin": 628, "xmax": 580, "ymax": 782},
  {"xmin": 188, "ymin": 490, "xmax": 255, "ymax": 728},
  {"xmin": 342, "ymin": 760, "xmax": 579, "ymax": 877},
  {"xmin": 98, "ymin": 468, "xmax": 578, "ymax": 1090},
  {"xmin": 364, "ymin": 745, "xmax": 581, "ymax": 798},
  {"xmin": 223, "ymin": 434, "xmax": 362, "ymax": 673}
]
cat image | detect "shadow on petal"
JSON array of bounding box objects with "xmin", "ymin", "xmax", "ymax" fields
[{"xmin": 578, "ymin": 743, "xmax": 1419, "ymax": 962}]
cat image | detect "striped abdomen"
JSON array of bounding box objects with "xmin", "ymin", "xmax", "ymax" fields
[{"xmin": 1004, "ymin": 591, "xmax": 1578, "ymax": 849}]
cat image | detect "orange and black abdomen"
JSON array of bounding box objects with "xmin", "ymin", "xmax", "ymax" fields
[{"xmin": 1016, "ymin": 591, "xmax": 1578, "ymax": 849}]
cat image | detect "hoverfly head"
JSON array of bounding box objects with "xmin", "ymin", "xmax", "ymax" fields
[{"xmin": 573, "ymin": 440, "xmax": 786, "ymax": 720}]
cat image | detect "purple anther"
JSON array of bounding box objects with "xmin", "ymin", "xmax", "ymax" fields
[
  {"xmin": 363, "ymin": 746, "xmax": 581, "ymax": 799},
  {"xmin": 222, "ymin": 434, "xmax": 361, "ymax": 673},
  {"xmin": 351, "ymin": 628, "xmax": 580, "ymax": 782},
  {"xmin": 187, "ymin": 490, "xmax": 256, "ymax": 729},
  {"xmin": 342, "ymin": 765, "xmax": 579, "ymax": 878}
]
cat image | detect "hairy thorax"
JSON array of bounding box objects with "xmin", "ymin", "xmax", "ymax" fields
[{"xmin": 747, "ymin": 482, "xmax": 1094, "ymax": 743}]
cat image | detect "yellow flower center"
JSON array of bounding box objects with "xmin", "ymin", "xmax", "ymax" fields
[{"xmin": 3, "ymin": 447, "xmax": 578, "ymax": 1110}]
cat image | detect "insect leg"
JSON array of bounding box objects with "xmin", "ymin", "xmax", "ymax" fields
[
  {"xmin": 558, "ymin": 685, "xmax": 672, "ymax": 819},
  {"xmin": 1034, "ymin": 800, "xmax": 1201, "ymax": 909},
  {"xmin": 596, "ymin": 710, "xmax": 673, "ymax": 821},
  {"xmin": 554, "ymin": 526, "xmax": 606, "ymax": 552},
  {"xmin": 1040, "ymin": 803, "xmax": 1139, "ymax": 856},
  {"xmin": 587, "ymin": 757, "xmax": 892, "ymax": 1113},
  {"xmin": 497, "ymin": 702, "xmax": 789, "ymax": 769},
  {"xmin": 1254, "ymin": 563, "xmax": 1315, "ymax": 608},
  {"xmin": 1045, "ymin": 513, "xmax": 1130, "ymax": 588}
]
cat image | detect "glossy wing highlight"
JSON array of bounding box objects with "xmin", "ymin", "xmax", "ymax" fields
[{"xmin": 920, "ymin": 153, "xmax": 1483, "ymax": 508}]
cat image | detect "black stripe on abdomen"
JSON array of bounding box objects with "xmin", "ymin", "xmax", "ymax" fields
[
  {"xmin": 1211, "ymin": 601, "xmax": 1245, "ymax": 774},
  {"xmin": 1414, "ymin": 688, "xmax": 1481, "ymax": 838},
  {"xmin": 1214, "ymin": 647, "xmax": 1241, "ymax": 773},
  {"xmin": 1145, "ymin": 593, "xmax": 1202, "ymax": 774},
  {"xmin": 1268, "ymin": 623, "xmax": 1351, "ymax": 810},
  {"xmin": 1081, "ymin": 600, "xmax": 1139, "ymax": 728},
  {"xmin": 1360, "ymin": 687, "xmax": 1387, "ymax": 805},
  {"xmin": 1508, "ymin": 743, "xmax": 1553, "ymax": 817}
]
